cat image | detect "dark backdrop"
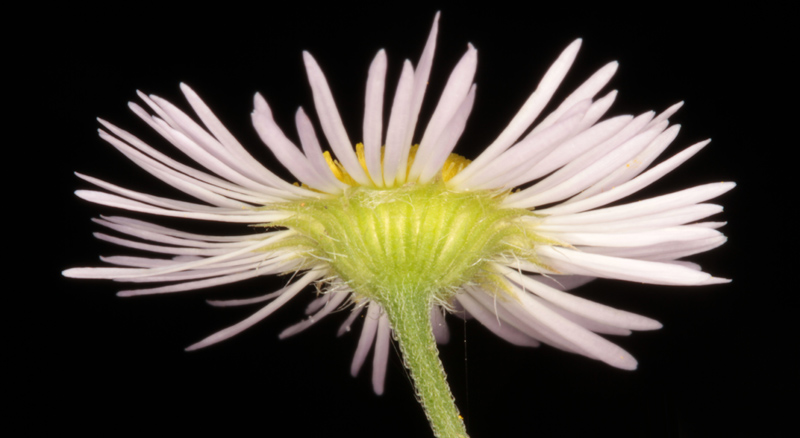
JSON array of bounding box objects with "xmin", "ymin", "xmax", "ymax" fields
[{"xmin": 20, "ymin": 3, "xmax": 791, "ymax": 437}]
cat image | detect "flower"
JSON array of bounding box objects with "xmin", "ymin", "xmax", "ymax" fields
[{"xmin": 63, "ymin": 13, "xmax": 732, "ymax": 438}]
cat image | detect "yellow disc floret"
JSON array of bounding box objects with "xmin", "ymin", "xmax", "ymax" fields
[{"xmin": 324, "ymin": 144, "xmax": 471, "ymax": 188}]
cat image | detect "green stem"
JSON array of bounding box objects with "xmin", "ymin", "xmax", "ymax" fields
[{"xmin": 380, "ymin": 294, "xmax": 468, "ymax": 438}]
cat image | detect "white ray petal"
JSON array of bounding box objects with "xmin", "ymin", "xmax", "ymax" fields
[
  {"xmin": 508, "ymin": 118, "xmax": 663, "ymax": 208},
  {"xmin": 251, "ymin": 94, "xmax": 335, "ymax": 191},
  {"xmin": 646, "ymin": 101, "xmax": 684, "ymax": 129},
  {"xmin": 461, "ymin": 107, "xmax": 586, "ymax": 190},
  {"xmin": 507, "ymin": 281, "xmax": 638, "ymax": 369},
  {"xmin": 383, "ymin": 61, "xmax": 415, "ymax": 185},
  {"xmin": 538, "ymin": 182, "xmax": 735, "ymax": 225},
  {"xmin": 185, "ymin": 269, "xmax": 323, "ymax": 351},
  {"xmin": 534, "ymin": 204, "xmax": 724, "ymax": 233},
  {"xmin": 528, "ymin": 61, "xmax": 619, "ymax": 136},
  {"xmin": 100, "ymin": 116, "xmax": 310, "ymax": 200},
  {"xmin": 74, "ymin": 189, "xmax": 288, "ymax": 223},
  {"xmin": 538, "ymin": 246, "xmax": 726, "ymax": 285},
  {"xmin": 279, "ymin": 291, "xmax": 350, "ymax": 338},
  {"xmin": 567, "ymin": 124, "xmax": 681, "ymax": 203},
  {"xmin": 92, "ymin": 217, "xmax": 255, "ymax": 249},
  {"xmin": 531, "ymin": 294, "xmax": 632, "ymax": 336},
  {"xmin": 449, "ymin": 39, "xmax": 583, "ymax": 186},
  {"xmin": 521, "ymin": 273, "xmax": 596, "ymax": 291},
  {"xmin": 337, "ymin": 305, "xmax": 365, "ymax": 337},
  {"xmin": 489, "ymin": 291, "xmax": 585, "ymax": 354},
  {"xmin": 76, "ymin": 173, "xmax": 267, "ymax": 214},
  {"xmin": 150, "ymin": 116, "xmax": 285, "ymax": 194},
  {"xmin": 295, "ymin": 107, "xmax": 350, "ymax": 191},
  {"xmin": 98, "ymin": 130, "xmax": 256, "ymax": 208},
  {"xmin": 351, "ymin": 302, "xmax": 381, "ymax": 377},
  {"xmin": 64, "ymin": 230, "xmax": 294, "ymax": 279},
  {"xmin": 303, "ymin": 52, "xmax": 371, "ymax": 185},
  {"xmin": 179, "ymin": 83, "xmax": 296, "ymax": 187},
  {"xmin": 409, "ymin": 44, "xmax": 477, "ymax": 182},
  {"xmin": 419, "ymin": 84, "xmax": 476, "ymax": 183},
  {"xmin": 115, "ymin": 261, "xmax": 290, "ymax": 296},
  {"xmin": 466, "ymin": 287, "xmax": 560, "ymax": 348},
  {"xmin": 431, "ymin": 307, "xmax": 450, "ymax": 344},
  {"xmin": 501, "ymin": 113, "xmax": 629, "ymax": 189},
  {"xmin": 101, "ymin": 250, "xmax": 288, "ymax": 274},
  {"xmin": 99, "ymin": 255, "xmax": 190, "ymax": 268},
  {"xmin": 497, "ymin": 264, "xmax": 662, "ymax": 330},
  {"xmin": 105, "ymin": 249, "xmax": 295, "ymax": 274},
  {"xmin": 149, "ymin": 93, "xmax": 268, "ymax": 183},
  {"xmin": 206, "ymin": 288, "xmax": 286, "ymax": 307},
  {"xmin": 581, "ymin": 235, "xmax": 728, "ymax": 262},
  {"xmin": 536, "ymin": 140, "xmax": 712, "ymax": 216},
  {"xmin": 403, "ymin": 12, "xmax": 440, "ymax": 149},
  {"xmin": 514, "ymin": 111, "xmax": 654, "ymax": 199},
  {"xmin": 549, "ymin": 226, "xmax": 722, "ymax": 248},
  {"xmin": 372, "ymin": 311, "xmax": 392, "ymax": 395},
  {"xmin": 456, "ymin": 293, "xmax": 540, "ymax": 346},
  {"xmin": 363, "ymin": 50, "xmax": 387, "ymax": 187},
  {"xmin": 99, "ymin": 216, "xmax": 274, "ymax": 242}
]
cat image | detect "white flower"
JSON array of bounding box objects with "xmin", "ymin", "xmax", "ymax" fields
[{"xmin": 64, "ymin": 13, "xmax": 731, "ymax": 437}]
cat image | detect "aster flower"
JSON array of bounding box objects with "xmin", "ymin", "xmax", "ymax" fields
[{"xmin": 64, "ymin": 13, "xmax": 732, "ymax": 438}]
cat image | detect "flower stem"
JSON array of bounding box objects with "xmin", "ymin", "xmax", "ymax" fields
[{"xmin": 380, "ymin": 293, "xmax": 468, "ymax": 438}]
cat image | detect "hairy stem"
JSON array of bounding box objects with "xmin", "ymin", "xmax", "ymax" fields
[{"xmin": 381, "ymin": 294, "xmax": 468, "ymax": 438}]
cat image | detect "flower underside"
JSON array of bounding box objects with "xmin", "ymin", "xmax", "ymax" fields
[
  {"xmin": 64, "ymin": 13, "xmax": 733, "ymax": 438},
  {"xmin": 271, "ymin": 144, "xmax": 555, "ymax": 308}
]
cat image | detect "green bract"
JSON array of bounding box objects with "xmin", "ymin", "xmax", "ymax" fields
[{"xmin": 274, "ymin": 181, "xmax": 540, "ymax": 305}]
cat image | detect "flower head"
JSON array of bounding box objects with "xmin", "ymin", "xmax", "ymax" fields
[{"xmin": 64, "ymin": 13, "xmax": 732, "ymax": 438}]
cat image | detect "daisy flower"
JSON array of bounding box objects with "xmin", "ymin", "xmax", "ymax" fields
[{"xmin": 64, "ymin": 13, "xmax": 732, "ymax": 438}]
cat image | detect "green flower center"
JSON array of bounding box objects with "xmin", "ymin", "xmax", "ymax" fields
[{"xmin": 276, "ymin": 181, "xmax": 538, "ymax": 304}]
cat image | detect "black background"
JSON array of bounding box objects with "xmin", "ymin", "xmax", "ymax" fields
[{"xmin": 20, "ymin": 2, "xmax": 792, "ymax": 437}]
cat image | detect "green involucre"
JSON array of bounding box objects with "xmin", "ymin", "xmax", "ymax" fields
[
  {"xmin": 260, "ymin": 180, "xmax": 559, "ymax": 437},
  {"xmin": 272, "ymin": 181, "xmax": 542, "ymax": 304}
]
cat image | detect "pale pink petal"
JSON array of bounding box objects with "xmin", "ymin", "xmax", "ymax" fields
[
  {"xmin": 409, "ymin": 44, "xmax": 477, "ymax": 182},
  {"xmin": 566, "ymin": 124, "xmax": 681, "ymax": 203},
  {"xmin": 99, "ymin": 216, "xmax": 275, "ymax": 242},
  {"xmin": 431, "ymin": 307, "xmax": 450, "ymax": 344},
  {"xmin": 383, "ymin": 61, "xmax": 415, "ymax": 185},
  {"xmin": 536, "ymin": 140, "xmax": 712, "ymax": 216},
  {"xmin": 206, "ymin": 288, "xmax": 287, "ymax": 307},
  {"xmin": 509, "ymin": 111, "xmax": 654, "ymax": 203},
  {"xmin": 456, "ymin": 293, "xmax": 540, "ymax": 347},
  {"xmin": 546, "ymin": 226, "xmax": 723, "ymax": 248},
  {"xmin": 497, "ymin": 264, "xmax": 662, "ymax": 331},
  {"xmin": 538, "ymin": 246, "xmax": 716, "ymax": 286},
  {"xmin": 337, "ymin": 305, "xmax": 365, "ymax": 337},
  {"xmin": 303, "ymin": 52, "xmax": 371, "ymax": 185},
  {"xmin": 508, "ymin": 119, "xmax": 664, "ymax": 208},
  {"xmin": 534, "ymin": 204, "xmax": 724, "ymax": 233},
  {"xmin": 529, "ymin": 61, "xmax": 619, "ymax": 136},
  {"xmin": 251, "ymin": 94, "xmax": 337, "ymax": 191},
  {"xmin": 403, "ymin": 12, "xmax": 440, "ymax": 149},
  {"xmin": 419, "ymin": 84, "xmax": 476, "ymax": 183},
  {"xmin": 507, "ymin": 281, "xmax": 638, "ymax": 369},
  {"xmin": 372, "ymin": 311, "xmax": 392, "ymax": 395},
  {"xmin": 449, "ymin": 39, "xmax": 583, "ymax": 186},
  {"xmin": 184, "ymin": 269, "xmax": 324, "ymax": 351},
  {"xmin": 363, "ymin": 50, "xmax": 387, "ymax": 186},
  {"xmin": 294, "ymin": 107, "xmax": 350, "ymax": 191},
  {"xmin": 279, "ymin": 291, "xmax": 350, "ymax": 338},
  {"xmin": 351, "ymin": 302, "xmax": 381, "ymax": 377},
  {"xmin": 462, "ymin": 108, "xmax": 586, "ymax": 190},
  {"xmin": 538, "ymin": 182, "xmax": 735, "ymax": 226}
]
